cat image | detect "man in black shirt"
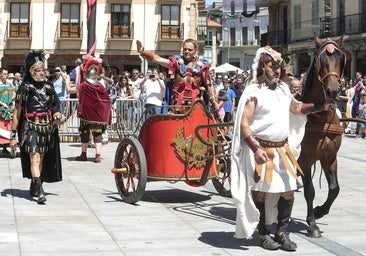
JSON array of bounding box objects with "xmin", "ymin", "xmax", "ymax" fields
[{"xmin": 230, "ymin": 75, "xmax": 245, "ymax": 107}]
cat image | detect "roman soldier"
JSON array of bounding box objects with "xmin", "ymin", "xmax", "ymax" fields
[
  {"xmin": 70, "ymin": 54, "xmax": 112, "ymax": 163},
  {"xmin": 137, "ymin": 39, "xmax": 219, "ymax": 117},
  {"xmin": 10, "ymin": 50, "xmax": 64, "ymax": 204}
]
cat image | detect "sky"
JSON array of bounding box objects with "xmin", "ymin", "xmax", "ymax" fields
[{"xmin": 206, "ymin": 0, "xmax": 222, "ymax": 7}]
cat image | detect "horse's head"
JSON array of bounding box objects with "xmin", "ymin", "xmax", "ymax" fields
[{"xmin": 313, "ymin": 35, "xmax": 346, "ymax": 102}]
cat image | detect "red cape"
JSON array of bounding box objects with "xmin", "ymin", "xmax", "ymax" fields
[{"xmin": 78, "ymin": 81, "xmax": 111, "ymax": 125}]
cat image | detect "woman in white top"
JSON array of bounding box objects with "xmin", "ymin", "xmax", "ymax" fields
[{"xmin": 116, "ymin": 75, "xmax": 133, "ymax": 99}]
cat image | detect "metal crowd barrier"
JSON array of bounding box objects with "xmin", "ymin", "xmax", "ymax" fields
[{"xmin": 58, "ymin": 98, "xmax": 143, "ymax": 141}]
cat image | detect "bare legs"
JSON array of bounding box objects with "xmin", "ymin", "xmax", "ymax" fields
[{"xmin": 76, "ymin": 133, "xmax": 102, "ymax": 163}]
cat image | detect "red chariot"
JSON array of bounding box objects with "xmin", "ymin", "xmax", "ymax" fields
[{"xmin": 111, "ymin": 99, "xmax": 232, "ymax": 203}]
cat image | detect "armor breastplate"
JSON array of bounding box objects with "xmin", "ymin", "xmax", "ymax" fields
[
  {"xmin": 21, "ymin": 82, "xmax": 55, "ymax": 132},
  {"xmin": 171, "ymin": 58, "xmax": 205, "ymax": 106},
  {"xmin": 24, "ymin": 83, "xmax": 53, "ymax": 114}
]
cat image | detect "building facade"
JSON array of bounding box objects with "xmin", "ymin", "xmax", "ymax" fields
[
  {"xmin": 257, "ymin": 0, "xmax": 366, "ymax": 78},
  {"xmin": 203, "ymin": 0, "xmax": 268, "ymax": 71},
  {"xmin": 0, "ymin": 0, "xmax": 201, "ymax": 75}
]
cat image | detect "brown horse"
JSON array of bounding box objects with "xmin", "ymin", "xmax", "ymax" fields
[{"xmin": 297, "ymin": 35, "xmax": 346, "ymax": 238}]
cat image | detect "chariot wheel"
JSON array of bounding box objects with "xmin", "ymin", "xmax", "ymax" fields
[
  {"xmin": 212, "ymin": 133, "xmax": 232, "ymax": 197},
  {"xmin": 114, "ymin": 137, "xmax": 147, "ymax": 204}
]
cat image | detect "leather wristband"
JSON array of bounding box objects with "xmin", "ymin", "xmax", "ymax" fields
[
  {"xmin": 244, "ymin": 136, "xmax": 259, "ymax": 153},
  {"xmin": 142, "ymin": 51, "xmax": 155, "ymax": 62},
  {"xmin": 10, "ymin": 129, "xmax": 17, "ymax": 140}
]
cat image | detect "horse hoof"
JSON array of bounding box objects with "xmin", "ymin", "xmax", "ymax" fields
[
  {"xmin": 307, "ymin": 228, "xmax": 322, "ymax": 238},
  {"xmin": 314, "ymin": 206, "xmax": 329, "ymax": 220}
]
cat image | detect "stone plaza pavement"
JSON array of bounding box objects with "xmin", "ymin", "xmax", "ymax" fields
[{"xmin": 0, "ymin": 135, "xmax": 365, "ymax": 256}]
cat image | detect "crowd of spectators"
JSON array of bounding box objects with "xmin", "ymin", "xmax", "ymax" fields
[{"xmin": 3, "ymin": 58, "xmax": 366, "ymax": 151}]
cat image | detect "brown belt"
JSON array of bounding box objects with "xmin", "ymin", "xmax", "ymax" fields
[
  {"xmin": 254, "ymin": 137, "xmax": 304, "ymax": 185},
  {"xmin": 256, "ymin": 137, "xmax": 287, "ymax": 148}
]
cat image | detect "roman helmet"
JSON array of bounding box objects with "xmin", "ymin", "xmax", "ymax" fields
[
  {"xmin": 24, "ymin": 50, "xmax": 46, "ymax": 83},
  {"xmin": 82, "ymin": 54, "xmax": 103, "ymax": 85}
]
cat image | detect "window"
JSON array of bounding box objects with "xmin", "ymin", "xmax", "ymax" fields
[
  {"xmin": 231, "ymin": 1, "xmax": 235, "ymax": 15},
  {"xmin": 60, "ymin": 3, "xmax": 80, "ymax": 38},
  {"xmin": 197, "ymin": 14, "xmax": 206, "ymax": 41},
  {"xmin": 205, "ymin": 30, "xmax": 213, "ymax": 46},
  {"xmin": 10, "ymin": 3, "xmax": 30, "ymax": 38},
  {"xmin": 338, "ymin": 0, "xmax": 345, "ymax": 34},
  {"xmin": 230, "ymin": 28, "xmax": 235, "ymax": 46},
  {"xmin": 293, "ymin": 5, "xmax": 301, "ymax": 30},
  {"xmin": 362, "ymin": 0, "xmax": 366, "ymax": 14},
  {"xmin": 242, "ymin": 0, "xmax": 247, "ymax": 14},
  {"xmin": 242, "ymin": 27, "xmax": 248, "ymax": 45},
  {"xmin": 161, "ymin": 5, "xmax": 180, "ymax": 39},
  {"xmin": 111, "ymin": 4, "xmax": 131, "ymax": 38},
  {"xmin": 254, "ymin": 26, "xmax": 260, "ymax": 43},
  {"xmin": 311, "ymin": 0, "xmax": 319, "ymax": 25},
  {"xmin": 361, "ymin": 0, "xmax": 366, "ymax": 30}
]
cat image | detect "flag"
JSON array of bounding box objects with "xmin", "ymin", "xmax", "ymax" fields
[{"xmin": 87, "ymin": 0, "xmax": 97, "ymax": 21}]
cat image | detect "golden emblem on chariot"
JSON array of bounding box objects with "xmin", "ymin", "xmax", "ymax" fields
[{"xmin": 172, "ymin": 125, "xmax": 212, "ymax": 169}]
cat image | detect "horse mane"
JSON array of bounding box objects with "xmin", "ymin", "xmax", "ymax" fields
[{"xmin": 302, "ymin": 57, "xmax": 316, "ymax": 95}]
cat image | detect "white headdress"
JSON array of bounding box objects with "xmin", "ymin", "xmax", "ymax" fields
[{"xmin": 250, "ymin": 46, "xmax": 283, "ymax": 84}]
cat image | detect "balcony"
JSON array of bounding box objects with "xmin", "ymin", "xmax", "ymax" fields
[
  {"xmin": 161, "ymin": 25, "xmax": 181, "ymax": 39},
  {"xmin": 56, "ymin": 21, "xmax": 83, "ymax": 49},
  {"xmin": 111, "ymin": 25, "xmax": 131, "ymax": 38},
  {"xmin": 260, "ymin": 29, "xmax": 289, "ymax": 47},
  {"xmin": 157, "ymin": 23, "xmax": 184, "ymax": 53},
  {"xmin": 106, "ymin": 22, "xmax": 134, "ymax": 50},
  {"xmin": 5, "ymin": 21, "xmax": 32, "ymax": 49}
]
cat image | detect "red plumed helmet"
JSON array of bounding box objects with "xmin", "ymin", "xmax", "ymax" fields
[{"xmin": 80, "ymin": 54, "xmax": 102, "ymax": 84}]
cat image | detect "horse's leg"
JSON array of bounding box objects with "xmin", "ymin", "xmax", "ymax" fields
[
  {"xmin": 313, "ymin": 157, "xmax": 340, "ymax": 219},
  {"xmin": 301, "ymin": 165, "xmax": 322, "ymax": 238}
]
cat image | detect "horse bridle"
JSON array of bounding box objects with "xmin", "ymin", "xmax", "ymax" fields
[
  {"xmin": 314, "ymin": 40, "xmax": 347, "ymax": 102},
  {"xmin": 314, "ymin": 41, "xmax": 346, "ymax": 85}
]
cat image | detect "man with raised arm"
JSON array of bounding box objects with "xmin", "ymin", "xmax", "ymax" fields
[{"xmin": 137, "ymin": 39, "xmax": 219, "ymax": 116}]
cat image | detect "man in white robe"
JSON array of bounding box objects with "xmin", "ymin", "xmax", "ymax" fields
[{"xmin": 231, "ymin": 46, "xmax": 336, "ymax": 251}]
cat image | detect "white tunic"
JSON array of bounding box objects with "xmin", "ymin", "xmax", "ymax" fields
[{"xmin": 230, "ymin": 82, "xmax": 306, "ymax": 239}]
